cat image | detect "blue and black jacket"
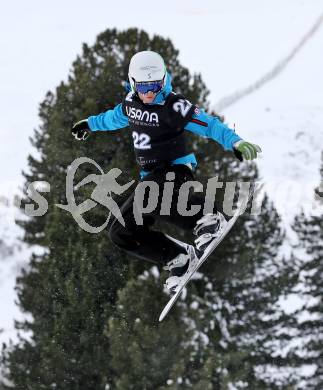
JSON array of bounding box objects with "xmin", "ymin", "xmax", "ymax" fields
[{"xmin": 88, "ymin": 72, "xmax": 242, "ymax": 177}]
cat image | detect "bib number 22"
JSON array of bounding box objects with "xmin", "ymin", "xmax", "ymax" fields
[{"xmin": 132, "ymin": 131, "xmax": 151, "ymax": 150}]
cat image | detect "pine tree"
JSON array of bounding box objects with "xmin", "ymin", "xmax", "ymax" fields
[
  {"xmin": 293, "ymin": 162, "xmax": 323, "ymax": 389},
  {"xmin": 107, "ymin": 274, "xmax": 195, "ymax": 390},
  {"xmin": 1, "ymin": 28, "xmax": 209, "ymax": 389}
]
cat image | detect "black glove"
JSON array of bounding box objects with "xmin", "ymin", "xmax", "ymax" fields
[
  {"xmin": 71, "ymin": 119, "xmax": 91, "ymax": 141},
  {"xmin": 233, "ymin": 147, "xmax": 243, "ymax": 162}
]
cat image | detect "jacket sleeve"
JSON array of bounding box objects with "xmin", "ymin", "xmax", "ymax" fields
[
  {"xmin": 184, "ymin": 108, "xmax": 242, "ymax": 150},
  {"xmin": 87, "ymin": 103, "xmax": 129, "ymax": 131}
]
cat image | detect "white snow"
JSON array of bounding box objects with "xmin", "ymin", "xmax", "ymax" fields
[
  {"xmin": 221, "ymin": 15, "xmax": 323, "ymax": 224},
  {"xmin": 0, "ymin": 191, "xmax": 32, "ymax": 346}
]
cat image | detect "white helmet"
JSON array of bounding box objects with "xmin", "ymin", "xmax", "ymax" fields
[{"xmin": 128, "ymin": 51, "xmax": 166, "ymax": 92}]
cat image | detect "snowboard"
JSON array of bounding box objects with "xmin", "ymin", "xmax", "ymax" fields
[{"xmin": 159, "ymin": 188, "xmax": 254, "ymax": 322}]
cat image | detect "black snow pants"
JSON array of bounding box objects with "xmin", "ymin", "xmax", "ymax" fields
[{"xmin": 108, "ymin": 164, "xmax": 210, "ymax": 266}]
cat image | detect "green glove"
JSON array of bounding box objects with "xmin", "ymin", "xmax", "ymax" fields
[{"xmin": 234, "ymin": 141, "xmax": 262, "ymax": 161}]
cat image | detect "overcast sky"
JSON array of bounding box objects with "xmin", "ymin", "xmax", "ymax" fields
[{"xmin": 0, "ymin": 0, "xmax": 321, "ymax": 186}]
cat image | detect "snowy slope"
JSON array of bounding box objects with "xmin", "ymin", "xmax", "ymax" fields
[
  {"xmin": 221, "ymin": 17, "xmax": 323, "ymax": 224},
  {"xmin": 0, "ymin": 184, "xmax": 34, "ymax": 347}
]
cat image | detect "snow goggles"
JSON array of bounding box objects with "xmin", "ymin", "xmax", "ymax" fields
[{"xmin": 134, "ymin": 79, "xmax": 164, "ymax": 94}]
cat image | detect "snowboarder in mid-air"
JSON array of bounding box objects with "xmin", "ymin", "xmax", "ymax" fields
[{"xmin": 71, "ymin": 51, "xmax": 261, "ymax": 294}]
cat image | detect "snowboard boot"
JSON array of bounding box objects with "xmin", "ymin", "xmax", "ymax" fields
[
  {"xmin": 164, "ymin": 244, "xmax": 198, "ymax": 294},
  {"xmin": 193, "ymin": 212, "xmax": 228, "ymax": 254}
]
